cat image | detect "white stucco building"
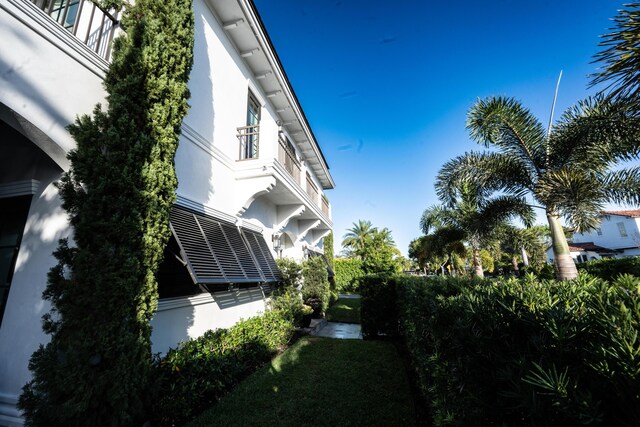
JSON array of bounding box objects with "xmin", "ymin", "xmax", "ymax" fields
[
  {"xmin": 0, "ymin": 0, "xmax": 334, "ymax": 424},
  {"xmin": 546, "ymin": 210, "xmax": 640, "ymax": 264}
]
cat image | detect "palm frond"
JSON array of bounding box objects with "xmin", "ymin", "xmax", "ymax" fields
[
  {"xmin": 478, "ymin": 195, "xmax": 536, "ymax": 230},
  {"xmin": 536, "ymin": 169, "xmax": 605, "ymax": 232},
  {"xmin": 549, "ymin": 95, "xmax": 640, "ymax": 170},
  {"xmin": 435, "ymin": 151, "xmax": 533, "ymax": 205},
  {"xmin": 431, "ymin": 226, "xmax": 467, "ymax": 257},
  {"xmin": 601, "ymin": 166, "xmax": 640, "ymax": 206},
  {"xmin": 420, "ymin": 205, "xmax": 455, "ymax": 234},
  {"xmin": 590, "ymin": 3, "xmax": 640, "ymax": 100},
  {"xmin": 467, "ymin": 96, "xmax": 547, "ymax": 173}
]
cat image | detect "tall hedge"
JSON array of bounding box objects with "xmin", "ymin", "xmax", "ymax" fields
[
  {"xmin": 323, "ymin": 232, "xmax": 335, "ymax": 271},
  {"xmin": 334, "ymin": 258, "xmax": 365, "ymax": 293},
  {"xmin": 18, "ymin": 0, "xmax": 194, "ymax": 424}
]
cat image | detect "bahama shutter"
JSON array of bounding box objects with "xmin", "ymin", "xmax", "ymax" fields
[
  {"xmin": 241, "ymin": 229, "xmax": 282, "ymax": 282},
  {"xmin": 169, "ymin": 206, "xmax": 281, "ymax": 285}
]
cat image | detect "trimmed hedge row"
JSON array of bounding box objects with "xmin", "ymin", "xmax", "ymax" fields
[
  {"xmin": 150, "ymin": 310, "xmax": 294, "ymax": 425},
  {"xmin": 334, "ymin": 258, "xmax": 365, "ymax": 293},
  {"xmin": 362, "ymin": 272, "xmax": 640, "ymax": 426},
  {"xmin": 577, "ymin": 256, "xmax": 640, "ymax": 281}
]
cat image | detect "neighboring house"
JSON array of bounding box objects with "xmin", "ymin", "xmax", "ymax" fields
[
  {"xmin": 0, "ymin": 0, "xmax": 334, "ymax": 424},
  {"xmin": 546, "ymin": 210, "xmax": 640, "ymax": 264}
]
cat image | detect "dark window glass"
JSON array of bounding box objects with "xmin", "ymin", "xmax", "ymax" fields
[{"xmin": 0, "ymin": 195, "xmax": 32, "ymax": 327}]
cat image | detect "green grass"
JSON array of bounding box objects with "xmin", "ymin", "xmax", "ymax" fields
[
  {"xmin": 326, "ymin": 297, "xmax": 361, "ymax": 323},
  {"xmin": 188, "ymin": 336, "xmax": 415, "ymax": 427}
]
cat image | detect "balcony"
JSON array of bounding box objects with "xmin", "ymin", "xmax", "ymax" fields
[
  {"xmin": 278, "ymin": 134, "xmax": 301, "ymax": 183},
  {"xmin": 30, "ymin": 0, "xmax": 119, "ymax": 60},
  {"xmin": 322, "ymin": 195, "xmax": 330, "ymax": 217},
  {"xmin": 306, "ymin": 173, "xmax": 319, "ymax": 205},
  {"xmin": 237, "ymin": 124, "xmax": 259, "ymax": 160}
]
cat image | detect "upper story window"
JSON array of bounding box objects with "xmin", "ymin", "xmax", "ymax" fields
[
  {"xmin": 238, "ymin": 92, "xmax": 260, "ymax": 160},
  {"xmin": 617, "ymin": 222, "xmax": 628, "ymax": 237},
  {"xmin": 596, "ymin": 227, "xmax": 602, "ymax": 236}
]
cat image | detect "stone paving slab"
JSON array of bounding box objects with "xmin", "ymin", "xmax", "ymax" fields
[
  {"xmin": 338, "ymin": 293, "xmax": 361, "ymax": 299},
  {"xmin": 313, "ymin": 321, "xmax": 363, "ymax": 340}
]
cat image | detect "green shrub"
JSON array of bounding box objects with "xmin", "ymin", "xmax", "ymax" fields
[
  {"xmin": 276, "ymin": 258, "xmax": 303, "ymax": 290},
  {"xmin": 150, "ymin": 310, "xmax": 294, "ymax": 425},
  {"xmin": 334, "ymin": 258, "xmax": 365, "ymax": 293},
  {"xmin": 577, "ymin": 256, "xmax": 640, "ymax": 280},
  {"xmin": 269, "ymin": 288, "xmax": 304, "ymax": 326},
  {"xmin": 302, "ymin": 256, "xmax": 330, "ymax": 312},
  {"xmin": 377, "ymin": 273, "xmax": 640, "ymax": 426}
]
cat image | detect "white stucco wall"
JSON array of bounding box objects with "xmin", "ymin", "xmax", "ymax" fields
[
  {"xmin": 0, "ymin": 179, "xmax": 70, "ymax": 426},
  {"xmin": 0, "ymin": 0, "xmax": 108, "ymax": 169}
]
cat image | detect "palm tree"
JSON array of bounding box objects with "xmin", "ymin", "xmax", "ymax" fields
[
  {"xmin": 496, "ymin": 225, "xmax": 546, "ymax": 274},
  {"xmin": 341, "ymin": 220, "xmax": 376, "ymax": 256},
  {"xmin": 437, "ymin": 95, "xmax": 640, "ymax": 279},
  {"xmin": 421, "ymin": 183, "xmax": 534, "ymax": 278}
]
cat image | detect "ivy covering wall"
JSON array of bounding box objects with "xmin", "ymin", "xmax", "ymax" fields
[{"xmin": 18, "ymin": 0, "xmax": 194, "ymax": 424}]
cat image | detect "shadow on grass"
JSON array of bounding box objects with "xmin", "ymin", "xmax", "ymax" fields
[
  {"xmin": 188, "ymin": 336, "xmax": 416, "ymax": 427},
  {"xmin": 326, "ymin": 297, "xmax": 361, "ymax": 324}
]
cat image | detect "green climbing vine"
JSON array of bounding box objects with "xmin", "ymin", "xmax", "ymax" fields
[{"xmin": 18, "ymin": 0, "xmax": 194, "ymax": 424}]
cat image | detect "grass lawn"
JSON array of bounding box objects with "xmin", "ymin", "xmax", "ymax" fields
[
  {"xmin": 326, "ymin": 297, "xmax": 361, "ymax": 323},
  {"xmin": 188, "ymin": 336, "xmax": 415, "ymax": 427}
]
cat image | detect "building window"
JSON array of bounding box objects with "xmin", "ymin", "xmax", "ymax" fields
[
  {"xmin": 238, "ymin": 92, "xmax": 260, "ymax": 160},
  {"xmin": 0, "ymin": 195, "xmax": 32, "ymax": 327},
  {"xmin": 596, "ymin": 227, "xmax": 602, "ymax": 236},
  {"xmin": 617, "ymin": 222, "xmax": 628, "ymax": 237}
]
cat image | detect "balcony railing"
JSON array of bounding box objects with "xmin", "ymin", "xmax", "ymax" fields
[
  {"xmin": 278, "ymin": 135, "xmax": 301, "ymax": 183},
  {"xmin": 237, "ymin": 124, "xmax": 259, "ymax": 160},
  {"xmin": 31, "ymin": 0, "xmax": 119, "ymax": 60},
  {"xmin": 306, "ymin": 173, "xmax": 319, "ymax": 206},
  {"xmin": 321, "ymin": 195, "xmax": 330, "ymax": 217}
]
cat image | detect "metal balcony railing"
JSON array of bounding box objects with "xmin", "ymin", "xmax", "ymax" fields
[
  {"xmin": 278, "ymin": 135, "xmax": 301, "ymax": 183},
  {"xmin": 306, "ymin": 173, "xmax": 319, "ymax": 206},
  {"xmin": 321, "ymin": 196, "xmax": 330, "ymax": 217},
  {"xmin": 237, "ymin": 124, "xmax": 259, "ymax": 160},
  {"xmin": 31, "ymin": 0, "xmax": 119, "ymax": 60}
]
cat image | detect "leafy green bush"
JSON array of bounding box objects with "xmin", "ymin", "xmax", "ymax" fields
[
  {"xmin": 302, "ymin": 256, "xmax": 330, "ymax": 312},
  {"xmin": 334, "ymin": 258, "xmax": 365, "ymax": 293},
  {"xmin": 269, "ymin": 288, "xmax": 304, "ymax": 326},
  {"xmin": 276, "ymin": 257, "xmax": 303, "ymax": 290},
  {"xmin": 150, "ymin": 310, "xmax": 294, "ymax": 425},
  {"xmin": 577, "ymin": 256, "xmax": 640, "ymax": 280},
  {"xmin": 362, "ymin": 273, "xmax": 640, "ymax": 425}
]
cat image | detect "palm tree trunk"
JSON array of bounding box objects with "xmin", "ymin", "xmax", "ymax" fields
[
  {"xmin": 472, "ymin": 248, "xmax": 484, "ymax": 278},
  {"xmin": 546, "ymin": 211, "xmax": 578, "ymax": 280},
  {"xmin": 521, "ymin": 246, "xmax": 529, "ymax": 267},
  {"xmin": 511, "ymin": 255, "xmax": 519, "ymax": 274}
]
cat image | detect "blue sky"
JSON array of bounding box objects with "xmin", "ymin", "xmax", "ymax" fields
[{"xmin": 253, "ymin": 0, "xmax": 623, "ymax": 256}]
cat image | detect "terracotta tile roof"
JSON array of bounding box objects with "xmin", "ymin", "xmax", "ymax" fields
[
  {"xmin": 602, "ymin": 209, "xmax": 640, "ymax": 218},
  {"xmin": 567, "ymin": 241, "xmax": 612, "ymax": 252}
]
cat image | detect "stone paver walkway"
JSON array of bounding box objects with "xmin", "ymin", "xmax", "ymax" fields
[{"xmin": 313, "ymin": 321, "xmax": 362, "ymax": 339}]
